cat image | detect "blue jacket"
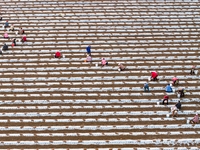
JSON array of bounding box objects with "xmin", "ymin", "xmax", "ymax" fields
[
  {"xmin": 144, "ymin": 83, "xmax": 149, "ymax": 88},
  {"xmin": 165, "ymin": 85, "xmax": 173, "ymax": 92},
  {"xmin": 86, "ymin": 46, "xmax": 91, "ymax": 54},
  {"xmin": 5, "ymin": 22, "xmax": 9, "ymax": 26}
]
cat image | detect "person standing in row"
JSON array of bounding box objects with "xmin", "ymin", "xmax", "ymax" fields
[
  {"xmin": 144, "ymin": 82, "xmax": 149, "ymax": 92},
  {"xmin": 12, "ymin": 38, "xmax": 16, "ymax": 47},
  {"xmin": 86, "ymin": 45, "xmax": 91, "ymax": 55}
]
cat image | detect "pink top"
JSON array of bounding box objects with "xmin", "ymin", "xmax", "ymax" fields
[
  {"xmin": 151, "ymin": 72, "xmax": 158, "ymax": 78},
  {"xmin": 4, "ymin": 33, "xmax": 8, "ymax": 38},
  {"xmin": 172, "ymin": 77, "xmax": 178, "ymax": 82},
  {"xmin": 193, "ymin": 115, "xmax": 199, "ymax": 123},
  {"xmin": 86, "ymin": 56, "xmax": 92, "ymax": 62},
  {"xmin": 101, "ymin": 59, "xmax": 107, "ymax": 65},
  {"xmin": 119, "ymin": 63, "xmax": 125, "ymax": 70},
  {"xmin": 171, "ymin": 106, "xmax": 178, "ymax": 112}
]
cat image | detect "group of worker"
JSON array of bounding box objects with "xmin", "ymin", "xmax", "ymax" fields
[
  {"xmin": 53, "ymin": 46, "xmax": 199, "ymax": 124},
  {"xmin": 1, "ymin": 20, "xmax": 26, "ymax": 54},
  {"xmin": 55, "ymin": 45, "xmax": 124, "ymax": 69},
  {"xmin": 146, "ymin": 67, "xmax": 198, "ymax": 124},
  {"xmin": 169, "ymin": 100, "xmax": 199, "ymax": 124}
]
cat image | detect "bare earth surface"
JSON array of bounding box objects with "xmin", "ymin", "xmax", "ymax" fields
[{"xmin": 0, "ymin": 0, "xmax": 200, "ymax": 149}]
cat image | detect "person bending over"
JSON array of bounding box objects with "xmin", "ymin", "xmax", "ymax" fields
[
  {"xmin": 162, "ymin": 94, "xmax": 169, "ymax": 105},
  {"xmin": 150, "ymin": 71, "xmax": 158, "ymax": 81}
]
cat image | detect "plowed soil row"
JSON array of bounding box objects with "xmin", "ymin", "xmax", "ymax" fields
[{"xmin": 0, "ymin": 0, "xmax": 199, "ymax": 148}]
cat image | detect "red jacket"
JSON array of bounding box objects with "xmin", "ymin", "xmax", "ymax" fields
[
  {"xmin": 22, "ymin": 36, "xmax": 27, "ymax": 41},
  {"xmin": 151, "ymin": 72, "xmax": 158, "ymax": 78},
  {"xmin": 55, "ymin": 51, "xmax": 61, "ymax": 57}
]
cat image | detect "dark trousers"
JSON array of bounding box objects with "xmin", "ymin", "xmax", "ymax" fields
[
  {"xmin": 179, "ymin": 90, "xmax": 184, "ymax": 97},
  {"xmin": 163, "ymin": 99, "xmax": 168, "ymax": 105},
  {"xmin": 152, "ymin": 76, "xmax": 158, "ymax": 81},
  {"xmin": 190, "ymin": 69, "xmax": 195, "ymax": 75},
  {"xmin": 173, "ymin": 80, "xmax": 178, "ymax": 85},
  {"xmin": 102, "ymin": 62, "xmax": 108, "ymax": 66}
]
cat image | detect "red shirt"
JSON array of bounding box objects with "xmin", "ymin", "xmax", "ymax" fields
[
  {"xmin": 151, "ymin": 72, "xmax": 158, "ymax": 78},
  {"xmin": 101, "ymin": 59, "xmax": 107, "ymax": 65},
  {"xmin": 55, "ymin": 51, "xmax": 61, "ymax": 57},
  {"xmin": 163, "ymin": 95, "xmax": 169, "ymax": 100},
  {"xmin": 22, "ymin": 36, "xmax": 27, "ymax": 41}
]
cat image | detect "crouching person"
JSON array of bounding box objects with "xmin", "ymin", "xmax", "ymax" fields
[
  {"xmin": 54, "ymin": 51, "xmax": 62, "ymax": 58},
  {"xmin": 190, "ymin": 66, "xmax": 196, "ymax": 75},
  {"xmin": 101, "ymin": 58, "xmax": 108, "ymax": 67},
  {"xmin": 190, "ymin": 113, "xmax": 199, "ymax": 124},
  {"xmin": 172, "ymin": 76, "xmax": 179, "ymax": 86},
  {"xmin": 3, "ymin": 31, "xmax": 9, "ymax": 38},
  {"xmin": 171, "ymin": 105, "xmax": 179, "ymax": 117},
  {"xmin": 9, "ymin": 24, "xmax": 14, "ymax": 31},
  {"xmin": 85, "ymin": 54, "xmax": 92, "ymax": 62},
  {"xmin": 118, "ymin": 63, "xmax": 125, "ymax": 71},
  {"xmin": 18, "ymin": 27, "xmax": 25, "ymax": 35},
  {"xmin": 162, "ymin": 94, "xmax": 169, "ymax": 105},
  {"xmin": 175, "ymin": 101, "xmax": 182, "ymax": 110},
  {"xmin": 178, "ymin": 87, "xmax": 185, "ymax": 98},
  {"xmin": 165, "ymin": 84, "xmax": 173, "ymax": 93},
  {"xmin": 2, "ymin": 43, "xmax": 8, "ymax": 51},
  {"xmin": 4, "ymin": 20, "xmax": 9, "ymax": 28},
  {"xmin": 21, "ymin": 35, "xmax": 27, "ymax": 43}
]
